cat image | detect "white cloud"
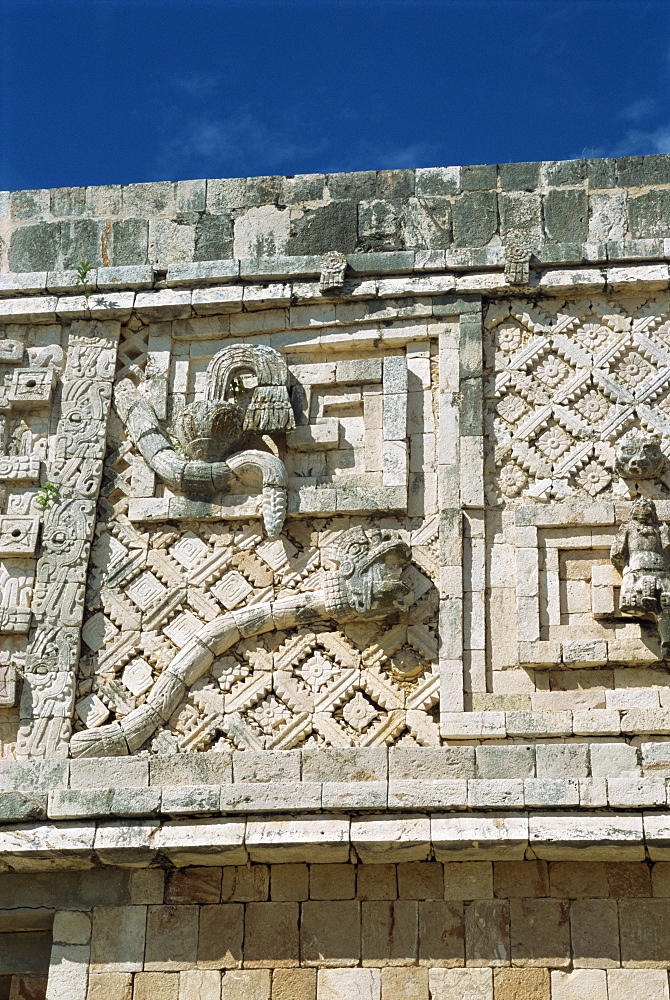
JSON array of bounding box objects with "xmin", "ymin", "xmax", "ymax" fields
[
  {"xmin": 609, "ymin": 124, "xmax": 670, "ymax": 157},
  {"xmin": 619, "ymin": 97, "xmax": 659, "ymax": 124}
]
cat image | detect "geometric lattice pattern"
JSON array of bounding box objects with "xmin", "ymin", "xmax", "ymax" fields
[
  {"xmin": 486, "ymin": 294, "xmax": 670, "ymax": 502},
  {"xmin": 81, "ymin": 513, "xmax": 441, "ymax": 753}
]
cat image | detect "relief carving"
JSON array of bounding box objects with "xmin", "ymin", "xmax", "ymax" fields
[
  {"xmin": 611, "ymin": 498, "xmax": 670, "ymax": 658},
  {"xmin": 115, "ymin": 343, "xmax": 293, "ymax": 537},
  {"xmin": 70, "ymin": 524, "xmax": 412, "ymax": 757}
]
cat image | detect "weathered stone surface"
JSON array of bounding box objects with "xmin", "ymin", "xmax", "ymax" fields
[
  {"xmin": 271, "ymin": 969, "xmax": 317, "ymax": 1000},
  {"xmin": 493, "ymin": 968, "xmax": 550, "ymax": 1000},
  {"xmin": 550, "ymin": 969, "xmax": 608, "ymax": 1000},
  {"xmin": 90, "ymin": 905, "xmax": 146, "ymax": 972},
  {"xmin": 244, "ymin": 902, "xmax": 300, "ymax": 967},
  {"xmin": 465, "ymin": 899, "xmax": 510, "ymax": 966},
  {"xmin": 144, "ymin": 904, "xmax": 199, "ymax": 971},
  {"xmin": 316, "ymin": 968, "xmax": 380, "ymax": 1000},
  {"xmin": 429, "ymin": 968, "xmax": 493, "ymax": 999},
  {"xmin": 452, "ymin": 192, "xmax": 497, "ymax": 247},
  {"xmin": 197, "ymin": 904, "xmax": 243, "ymax": 969},
  {"xmin": 302, "ymin": 900, "xmax": 360, "ymax": 966},
  {"xmin": 221, "ymin": 970, "xmax": 271, "ymax": 1000}
]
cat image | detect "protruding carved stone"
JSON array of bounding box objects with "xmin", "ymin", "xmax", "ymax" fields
[
  {"xmin": 611, "ymin": 498, "xmax": 670, "ymax": 657},
  {"xmin": 615, "ymin": 428, "xmax": 667, "ymax": 481},
  {"xmin": 504, "ymin": 237, "xmax": 532, "ymax": 285},
  {"xmin": 319, "ymin": 251, "xmax": 348, "ymax": 294},
  {"xmin": 115, "ymin": 343, "xmax": 293, "ymax": 537}
]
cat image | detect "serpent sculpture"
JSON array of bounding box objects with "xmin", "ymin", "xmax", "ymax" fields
[
  {"xmin": 70, "ymin": 525, "xmax": 411, "ymax": 758},
  {"xmin": 114, "ymin": 343, "xmax": 294, "ymax": 538}
]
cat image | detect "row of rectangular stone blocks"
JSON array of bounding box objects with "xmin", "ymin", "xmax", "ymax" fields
[
  {"xmin": 5, "ymin": 968, "xmax": 670, "ymax": 1000},
  {"xmin": 160, "ymin": 861, "xmax": 663, "ymax": 904},
  {"xmin": 89, "ymin": 895, "xmax": 670, "ymax": 970},
  {"xmin": 83, "ymin": 967, "xmax": 670, "ymax": 1000}
]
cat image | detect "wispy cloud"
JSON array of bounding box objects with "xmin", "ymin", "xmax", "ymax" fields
[
  {"xmin": 155, "ymin": 111, "xmax": 328, "ymax": 177},
  {"xmin": 608, "ymin": 124, "xmax": 670, "ymax": 157},
  {"xmin": 619, "ymin": 97, "xmax": 659, "ymax": 124},
  {"xmin": 172, "ymin": 73, "xmax": 222, "ymax": 99}
]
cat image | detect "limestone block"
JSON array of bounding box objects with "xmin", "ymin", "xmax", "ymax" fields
[
  {"xmin": 607, "ymin": 969, "xmax": 670, "ymax": 1000},
  {"xmin": 643, "ymin": 743, "xmax": 670, "ymax": 771},
  {"xmin": 571, "ymin": 898, "xmax": 620, "ymax": 968},
  {"xmin": 197, "ymin": 903, "xmax": 243, "ymax": 969},
  {"xmin": 584, "ymin": 711, "xmax": 636, "ymax": 749},
  {"xmin": 523, "ymin": 779, "xmax": 579, "ymax": 808},
  {"xmin": 530, "ymin": 814, "xmax": 644, "ymax": 860},
  {"xmin": 643, "ymin": 815, "xmax": 670, "ymax": 861},
  {"xmin": 161, "ymin": 785, "xmax": 221, "ymax": 815},
  {"xmin": 45, "ymin": 944, "xmax": 89, "ymax": 1000},
  {"xmin": 132, "ymin": 973, "xmax": 179, "ymax": 1000},
  {"xmin": 150, "ymin": 752, "xmax": 233, "ymax": 787},
  {"xmin": 548, "ymin": 861, "xmax": 609, "ymax": 898},
  {"xmin": 361, "ymin": 899, "xmax": 417, "ymax": 967},
  {"xmin": 387, "ymin": 781, "xmax": 466, "ymax": 810},
  {"xmin": 90, "ymin": 905, "xmax": 146, "ymax": 972},
  {"xmin": 246, "ymin": 815, "xmax": 349, "ymax": 863},
  {"xmin": 302, "ymin": 747, "xmax": 387, "ymax": 782},
  {"xmin": 388, "ymin": 747, "xmax": 475, "ymax": 781},
  {"xmin": 144, "ymin": 904, "xmax": 199, "ymax": 971},
  {"xmin": 432, "ymin": 814, "xmax": 528, "ymax": 861},
  {"xmin": 352, "ymin": 816, "xmax": 430, "ymax": 863},
  {"xmin": 429, "ymin": 968, "xmax": 493, "ymax": 999},
  {"xmin": 302, "ymin": 900, "xmax": 361, "ymax": 967},
  {"xmin": 286, "ymin": 423, "xmax": 339, "ymax": 451},
  {"xmin": 535, "ymin": 744, "xmax": 589, "ymax": 778},
  {"xmin": 271, "ymin": 969, "xmax": 317, "ymax": 1000},
  {"xmin": 221, "ymin": 970, "xmax": 271, "ymax": 1000},
  {"xmin": 271, "ymin": 863, "xmax": 308, "ymax": 901},
  {"xmin": 443, "ymin": 862, "xmax": 493, "ymax": 899},
  {"xmin": 165, "ymin": 868, "xmax": 221, "ymax": 905},
  {"xmin": 509, "ymin": 898, "xmax": 570, "ymax": 967},
  {"xmin": 379, "ymin": 968, "xmax": 428, "ymax": 1000},
  {"xmin": 0, "ymin": 822, "xmax": 96, "ymax": 870},
  {"xmin": 492, "ymin": 969, "xmax": 550, "ymax": 1000},
  {"xmin": 322, "ymin": 781, "xmax": 387, "ymax": 810},
  {"xmin": 86, "ymin": 973, "xmax": 133, "ymax": 1000},
  {"xmin": 310, "ymin": 863, "xmax": 356, "ymax": 900},
  {"xmin": 465, "ymin": 899, "xmax": 510, "ymax": 966},
  {"xmin": 418, "ymin": 900, "xmax": 463, "ymax": 967},
  {"xmin": 551, "ymin": 970, "xmax": 608, "ymax": 1000},
  {"xmin": 397, "ymin": 861, "xmax": 443, "ymax": 900},
  {"xmin": 178, "ymin": 971, "xmax": 221, "ymax": 1000},
  {"xmin": 590, "ymin": 743, "xmax": 639, "ymax": 776},
  {"xmin": 244, "ymin": 901, "xmax": 300, "ymax": 968},
  {"xmin": 607, "ymin": 264, "xmax": 669, "ymax": 290},
  {"xmin": 468, "ymin": 780, "xmax": 524, "ymax": 809},
  {"xmin": 94, "ymin": 819, "xmax": 159, "ymax": 865},
  {"xmin": 607, "ymin": 775, "xmax": 666, "ymax": 807},
  {"xmin": 357, "ymin": 864, "xmax": 398, "ymax": 900},
  {"xmin": 0, "ymin": 759, "xmax": 68, "ymax": 792},
  {"xmin": 155, "ymin": 817, "xmax": 247, "ymax": 867},
  {"xmin": 620, "ymin": 898, "xmax": 670, "ymax": 966},
  {"xmin": 52, "ymin": 910, "xmax": 90, "ymax": 945},
  {"xmin": 130, "ymin": 869, "xmax": 165, "ymax": 904},
  {"xmin": 221, "ymin": 865, "xmax": 269, "ymax": 901},
  {"xmin": 316, "ymin": 968, "xmax": 381, "ymax": 1000},
  {"xmin": 493, "ymin": 861, "xmax": 549, "ymax": 898},
  {"xmin": 475, "ymin": 745, "xmax": 535, "ymax": 779}
]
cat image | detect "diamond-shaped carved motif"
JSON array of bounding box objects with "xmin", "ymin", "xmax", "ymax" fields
[{"xmin": 487, "ymin": 294, "xmax": 670, "ymax": 501}]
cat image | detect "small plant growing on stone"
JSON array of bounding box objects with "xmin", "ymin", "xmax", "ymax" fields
[
  {"xmin": 75, "ymin": 260, "xmax": 94, "ymax": 309},
  {"xmin": 35, "ymin": 481, "xmax": 60, "ymax": 509},
  {"xmin": 228, "ymin": 375, "xmax": 245, "ymax": 398}
]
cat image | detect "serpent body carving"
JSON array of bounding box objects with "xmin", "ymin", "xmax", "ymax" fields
[
  {"xmin": 114, "ymin": 343, "xmax": 293, "ymax": 538},
  {"xmin": 70, "ymin": 526, "xmax": 411, "ymax": 758}
]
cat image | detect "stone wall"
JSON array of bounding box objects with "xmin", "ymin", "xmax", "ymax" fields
[
  {"xmin": 5, "ymin": 861, "xmax": 670, "ymax": 999},
  {"xmin": 2, "ymin": 154, "xmax": 670, "ymax": 997},
  {"xmin": 1, "ymin": 154, "xmax": 669, "ymax": 274}
]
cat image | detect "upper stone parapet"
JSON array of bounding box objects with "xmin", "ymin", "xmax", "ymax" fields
[{"xmin": 2, "ymin": 155, "xmax": 670, "ymax": 274}]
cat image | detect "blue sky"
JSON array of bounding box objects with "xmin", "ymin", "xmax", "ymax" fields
[{"xmin": 1, "ymin": 0, "xmax": 669, "ymax": 191}]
